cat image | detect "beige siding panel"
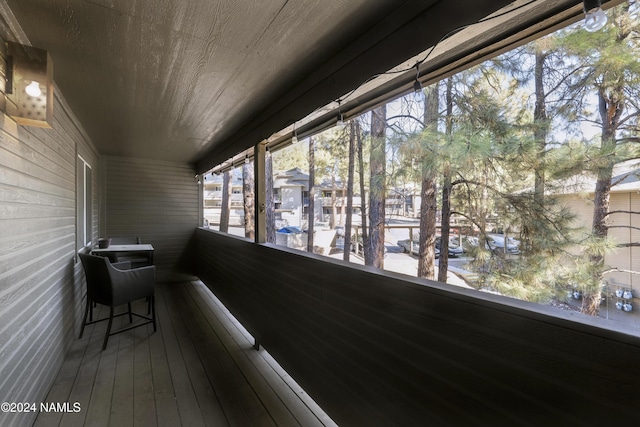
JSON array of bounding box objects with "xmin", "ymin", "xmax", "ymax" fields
[
  {"xmin": 0, "ymin": 82, "xmax": 98, "ymax": 426},
  {"xmin": 559, "ymin": 194, "xmax": 592, "ymax": 257},
  {"xmin": 630, "ymin": 193, "xmax": 640, "ymax": 289},
  {"xmin": 554, "ymin": 192, "xmax": 640, "ymax": 326},
  {"xmin": 103, "ymin": 156, "xmax": 198, "ymax": 282},
  {"xmin": 603, "ymin": 192, "xmax": 639, "ymax": 326},
  {"xmin": 606, "ymin": 193, "xmax": 629, "ymax": 282}
]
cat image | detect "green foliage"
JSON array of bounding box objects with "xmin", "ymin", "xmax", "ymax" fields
[
  {"xmin": 272, "ymin": 142, "xmax": 308, "ymax": 172},
  {"xmin": 264, "ymin": 2, "xmax": 640, "ymax": 312}
]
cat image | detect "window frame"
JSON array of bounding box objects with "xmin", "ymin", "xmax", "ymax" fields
[{"xmin": 77, "ymin": 155, "xmax": 92, "ymax": 248}]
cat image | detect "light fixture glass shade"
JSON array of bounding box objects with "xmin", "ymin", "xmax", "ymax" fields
[
  {"xmin": 584, "ymin": 7, "xmax": 607, "ymax": 32},
  {"xmin": 6, "ymin": 42, "xmax": 54, "ymax": 128},
  {"xmin": 25, "ymin": 81, "xmax": 42, "ymax": 97},
  {"xmin": 413, "ymin": 79, "xmax": 425, "ymax": 103},
  {"xmin": 291, "ymin": 134, "xmax": 298, "ymax": 144}
]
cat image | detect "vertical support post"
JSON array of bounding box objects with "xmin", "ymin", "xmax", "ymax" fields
[
  {"xmin": 254, "ymin": 142, "xmax": 267, "ymax": 243},
  {"xmin": 197, "ymin": 173, "xmax": 204, "ymax": 227},
  {"xmin": 409, "ymin": 227, "xmax": 414, "ymax": 255}
]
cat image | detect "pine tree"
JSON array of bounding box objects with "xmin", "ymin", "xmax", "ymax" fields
[
  {"xmin": 560, "ymin": 2, "xmax": 640, "ymax": 314},
  {"xmin": 343, "ymin": 120, "xmax": 356, "ymax": 261},
  {"xmin": 219, "ymin": 169, "xmax": 232, "ymax": 233},
  {"xmin": 417, "ymin": 83, "xmax": 439, "ymax": 280},
  {"xmin": 265, "ymin": 150, "xmax": 276, "ymax": 244},
  {"xmin": 307, "ymin": 137, "xmax": 316, "ymax": 252},
  {"xmin": 242, "ymin": 161, "xmax": 255, "ymax": 240},
  {"xmin": 368, "ymin": 106, "xmax": 386, "ymax": 268}
]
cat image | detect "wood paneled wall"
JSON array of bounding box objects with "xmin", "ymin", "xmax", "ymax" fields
[
  {"xmin": 102, "ymin": 156, "xmax": 198, "ymax": 282},
  {"xmin": 0, "ymin": 93, "xmax": 98, "ymax": 426},
  {"xmin": 196, "ymin": 228, "xmax": 640, "ymax": 426}
]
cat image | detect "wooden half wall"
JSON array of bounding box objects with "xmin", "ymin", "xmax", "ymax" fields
[{"xmin": 196, "ymin": 228, "xmax": 640, "ymax": 426}]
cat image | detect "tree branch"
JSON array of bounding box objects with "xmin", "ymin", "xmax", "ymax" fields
[
  {"xmin": 386, "ymin": 114, "xmax": 425, "ymax": 128},
  {"xmin": 608, "ymin": 225, "xmax": 640, "ymax": 233},
  {"xmin": 605, "ymin": 210, "xmax": 640, "ymax": 217},
  {"xmin": 616, "ymin": 242, "xmax": 640, "ymax": 248},
  {"xmin": 602, "ymin": 267, "xmax": 640, "ymax": 276}
]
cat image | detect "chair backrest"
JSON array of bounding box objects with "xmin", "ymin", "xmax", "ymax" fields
[
  {"xmin": 78, "ymin": 252, "xmax": 115, "ymax": 305},
  {"xmin": 110, "ymin": 236, "xmax": 141, "ymax": 245}
]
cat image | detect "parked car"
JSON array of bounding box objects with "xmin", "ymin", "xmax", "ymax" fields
[
  {"xmin": 397, "ymin": 239, "xmax": 418, "ymax": 254},
  {"xmin": 351, "ymin": 235, "xmax": 387, "ymax": 256},
  {"xmin": 487, "ymin": 234, "xmax": 520, "ymax": 254},
  {"xmin": 397, "ymin": 239, "xmax": 440, "ymax": 257},
  {"xmin": 277, "ymin": 226, "xmax": 303, "ymax": 234},
  {"xmin": 464, "ymin": 234, "xmax": 520, "ymax": 255},
  {"xmin": 435, "ymin": 236, "xmax": 465, "ymax": 257}
]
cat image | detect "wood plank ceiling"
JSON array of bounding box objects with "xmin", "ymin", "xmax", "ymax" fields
[{"xmin": 4, "ymin": 0, "xmax": 586, "ymax": 171}]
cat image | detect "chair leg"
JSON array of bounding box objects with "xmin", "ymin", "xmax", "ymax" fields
[
  {"xmin": 128, "ymin": 302, "xmax": 133, "ymax": 323},
  {"xmin": 79, "ymin": 298, "xmax": 90, "ymax": 339},
  {"xmin": 151, "ymin": 296, "xmax": 157, "ymax": 332},
  {"xmin": 103, "ymin": 307, "xmax": 114, "ymax": 350}
]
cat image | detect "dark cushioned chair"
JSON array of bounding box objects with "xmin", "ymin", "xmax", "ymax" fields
[{"xmin": 78, "ymin": 249, "xmax": 156, "ymax": 350}]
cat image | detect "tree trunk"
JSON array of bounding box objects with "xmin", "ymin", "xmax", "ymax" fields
[
  {"xmin": 437, "ymin": 171, "xmax": 451, "ymax": 283},
  {"xmin": 330, "ymin": 174, "xmax": 337, "ymax": 229},
  {"xmin": 307, "ymin": 137, "xmax": 316, "ymax": 252},
  {"xmin": 533, "ymin": 49, "xmax": 549, "ymax": 208},
  {"xmin": 242, "ymin": 162, "xmax": 255, "ymax": 239},
  {"xmin": 418, "ymin": 176, "xmax": 437, "ymax": 279},
  {"xmin": 357, "ymin": 120, "xmax": 368, "ymax": 259},
  {"xmin": 219, "ymin": 170, "xmax": 232, "ymax": 233},
  {"xmin": 344, "ymin": 120, "xmax": 356, "ymax": 261},
  {"xmin": 585, "ymin": 171, "xmax": 611, "ymax": 315},
  {"xmin": 418, "ymin": 83, "xmax": 439, "ymax": 280},
  {"xmin": 340, "ymin": 186, "xmax": 346, "ymax": 226},
  {"xmin": 438, "ymin": 78, "xmax": 454, "ymax": 283},
  {"xmin": 265, "ymin": 150, "xmax": 276, "ymax": 243},
  {"xmin": 368, "ymin": 106, "xmax": 386, "ymax": 268},
  {"xmin": 583, "ymin": 87, "xmax": 623, "ymax": 315}
]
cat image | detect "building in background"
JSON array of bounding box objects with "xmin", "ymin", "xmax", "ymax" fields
[
  {"xmin": 557, "ymin": 160, "xmax": 640, "ymax": 324},
  {"xmin": 203, "ymin": 167, "xmax": 365, "ymax": 230}
]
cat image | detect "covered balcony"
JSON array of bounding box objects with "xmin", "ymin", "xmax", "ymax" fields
[{"xmin": 1, "ymin": 1, "xmax": 639, "ymax": 426}]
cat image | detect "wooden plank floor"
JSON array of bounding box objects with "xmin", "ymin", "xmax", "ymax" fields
[{"xmin": 34, "ymin": 281, "xmax": 337, "ymax": 427}]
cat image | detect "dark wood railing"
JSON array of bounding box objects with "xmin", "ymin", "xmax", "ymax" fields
[{"xmin": 195, "ymin": 228, "xmax": 640, "ymax": 426}]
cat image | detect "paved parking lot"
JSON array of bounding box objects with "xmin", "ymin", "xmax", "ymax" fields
[{"xmin": 222, "ymin": 223, "xmax": 476, "ymax": 288}]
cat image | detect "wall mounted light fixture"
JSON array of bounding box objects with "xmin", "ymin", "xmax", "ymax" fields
[{"xmin": 5, "ymin": 41, "xmax": 54, "ymax": 128}]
